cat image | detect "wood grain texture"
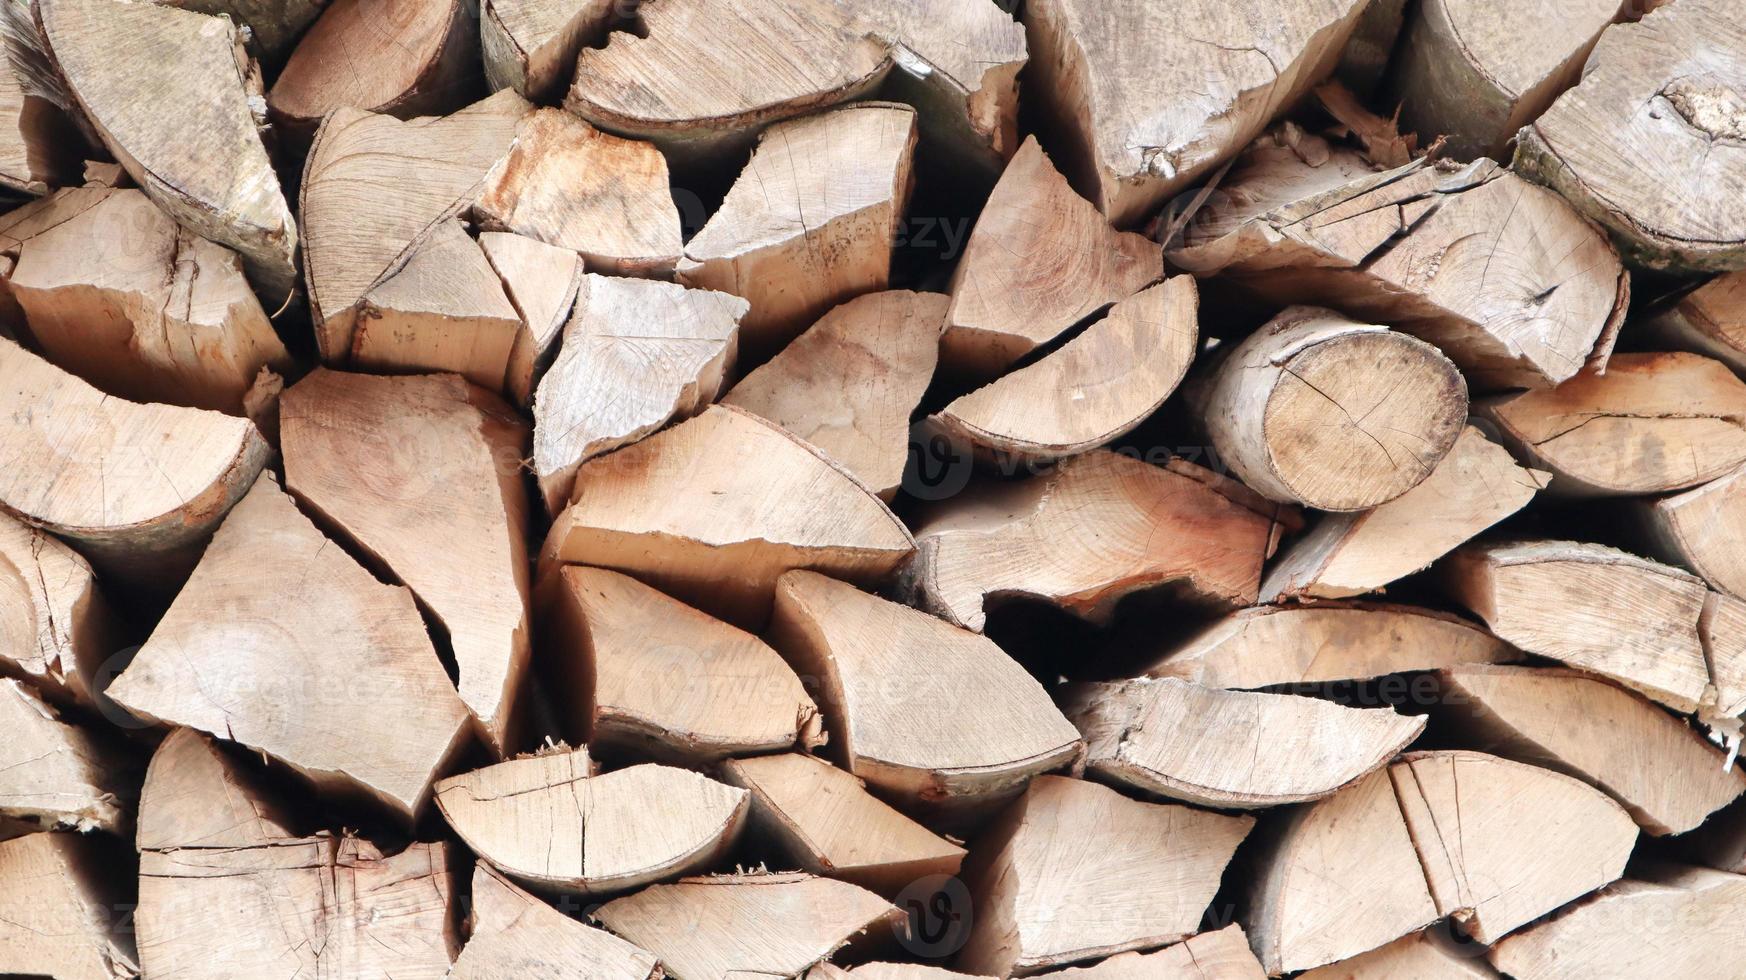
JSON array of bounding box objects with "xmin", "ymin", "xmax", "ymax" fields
[
  {"xmin": 1026, "ymin": 925, "xmax": 1265, "ymax": 978},
  {"xmin": 1296, "ymin": 930, "xmax": 1500, "ymax": 979},
  {"xmin": 0, "ymin": 676, "xmax": 130, "ymax": 833},
  {"xmin": 478, "ymin": 231, "xmax": 585, "ymax": 408},
  {"xmin": 1644, "ymin": 269, "xmax": 1746, "ymax": 374},
  {"xmin": 482, "ymin": 0, "xmax": 615, "ymax": 100},
  {"xmin": 451, "ymin": 861, "xmax": 662, "ymax": 979},
  {"xmin": 0, "ymin": 831, "xmax": 137, "ymax": 980},
  {"xmin": 0, "ymin": 510, "xmax": 118, "ymax": 706}
]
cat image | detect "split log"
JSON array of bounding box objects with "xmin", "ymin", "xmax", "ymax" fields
[
  {"xmin": 543, "ymin": 566, "xmax": 822, "ymax": 764},
  {"xmin": 281, "ymin": 369, "xmax": 532, "ymax": 756},
  {"xmin": 594, "ymin": 871, "xmax": 901, "ymax": 980},
  {"xmin": 939, "ymin": 136, "xmax": 1161, "ymax": 380},
  {"xmin": 1478, "ymin": 352, "xmax": 1746, "ymax": 496},
  {"xmin": 1701, "ymin": 591, "xmax": 1746, "ymax": 721},
  {"xmin": 723, "ymin": 289, "xmax": 946, "ymax": 500},
  {"xmin": 1296, "ymin": 930, "xmax": 1500, "ymax": 979},
  {"xmin": 7, "ymin": 187, "xmax": 291, "ymax": 413},
  {"xmin": 1513, "ymin": 0, "xmax": 1746, "ymax": 272},
  {"xmin": 0, "ymin": 831, "xmax": 136, "ymax": 980},
  {"xmin": 532, "ymin": 274, "xmax": 746, "ymax": 514},
  {"xmin": 481, "ymin": 0, "xmax": 614, "ymax": 101},
  {"xmin": 930, "ymin": 277, "xmax": 1196, "ymax": 465},
  {"xmin": 476, "ymin": 108, "xmax": 682, "ymax": 276},
  {"xmin": 0, "ymin": 2, "xmax": 85, "ymax": 195},
  {"xmin": 106, "ymin": 474, "xmax": 471, "ymax": 822},
  {"xmin": 435, "ymin": 749, "xmax": 749, "ymax": 894},
  {"xmin": 1028, "ymin": 925, "xmax": 1265, "ymax": 979},
  {"xmin": 477, "ymin": 231, "xmax": 583, "ymax": 408},
  {"xmin": 38, "ymin": 0, "xmax": 297, "ymax": 297},
  {"xmin": 452, "ymin": 861, "xmax": 663, "ymax": 980},
  {"xmin": 0, "ymin": 338, "xmax": 269, "ymax": 583},
  {"xmin": 1064, "ymin": 678, "xmax": 1425, "ymax": 808},
  {"xmin": 1643, "ymin": 270, "xmax": 1746, "ymax": 375},
  {"xmin": 678, "ymin": 102, "xmax": 916, "ymax": 358},
  {"xmin": 0, "ymin": 677, "xmax": 130, "ymax": 833},
  {"xmin": 541, "ymin": 404, "xmax": 915, "ymax": 627},
  {"xmin": 1201, "ymin": 307, "xmax": 1468, "ymax": 511},
  {"xmin": 1261, "ymin": 426, "xmax": 1548, "ymax": 600},
  {"xmin": 1021, "ymin": 0, "xmax": 1369, "ymax": 225},
  {"xmin": 1389, "ymin": 750, "xmax": 1637, "ymax": 944},
  {"xmin": 769, "ymin": 570, "xmax": 1082, "ymax": 822},
  {"xmin": 0, "ymin": 510, "xmax": 118, "ymax": 706},
  {"xmin": 155, "ymin": 0, "xmax": 324, "ymax": 64},
  {"xmin": 957, "ymin": 775, "xmax": 1253, "ymax": 977},
  {"xmin": 902, "ymin": 451, "xmax": 1295, "ymax": 632},
  {"xmin": 719, "ymin": 752, "xmax": 966, "ymax": 896}
]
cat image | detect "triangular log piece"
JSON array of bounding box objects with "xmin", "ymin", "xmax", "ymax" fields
[
  {"xmin": 1296, "ymin": 930, "xmax": 1500, "ymax": 979},
  {"xmin": 152, "ymin": 0, "xmax": 324, "ymax": 64},
  {"xmin": 542, "ymin": 404, "xmax": 914, "ymax": 628},
  {"xmin": 1701, "ymin": 591, "xmax": 1746, "ymax": 721},
  {"xmin": 481, "ymin": 0, "xmax": 615, "ymax": 101},
  {"xmin": 451, "ymin": 860, "xmax": 663, "ymax": 980},
  {"xmin": 769, "ymin": 570, "xmax": 1082, "ymax": 823},
  {"xmin": 0, "ymin": 831, "xmax": 137, "ymax": 980},
  {"xmin": 0, "ymin": 511, "xmax": 118, "ymax": 706},
  {"xmin": 133, "ymin": 728, "xmax": 297, "ymax": 852},
  {"xmin": 105, "ymin": 474, "xmax": 470, "ymax": 822},
  {"xmin": 723, "ymin": 289, "xmax": 946, "ymax": 500},
  {"xmin": 1202, "ymin": 306, "xmax": 1468, "ymax": 511},
  {"xmin": 1639, "ymin": 462, "xmax": 1746, "ymax": 601},
  {"xmin": 1027, "ymin": 925, "xmax": 1265, "ymax": 979},
  {"xmin": 957, "ymin": 775, "xmax": 1254, "ymax": 977},
  {"xmin": 0, "ymin": 677, "xmax": 131, "ymax": 833},
  {"xmin": 1643, "ymin": 269, "xmax": 1746, "ymax": 374},
  {"xmin": 478, "ymin": 230, "xmax": 584, "ymax": 408},
  {"xmin": 719, "ymin": 752, "xmax": 967, "ymax": 896}
]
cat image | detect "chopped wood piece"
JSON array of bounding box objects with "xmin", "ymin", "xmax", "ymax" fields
[
  {"xmin": 133, "ymin": 728, "xmax": 295, "ymax": 852},
  {"xmin": 476, "ymin": 109, "xmax": 682, "ymax": 276},
  {"xmin": 544, "ymin": 566, "xmax": 822, "ymax": 764},
  {"xmin": 154, "ymin": 0, "xmax": 324, "ymax": 63},
  {"xmin": 939, "ymin": 136, "xmax": 1162, "ymax": 380},
  {"xmin": 1643, "ymin": 270, "xmax": 1746, "ymax": 374},
  {"xmin": 1389, "ymin": 750, "xmax": 1637, "ymax": 944},
  {"xmin": 478, "ymin": 231, "xmax": 584, "ymax": 408},
  {"xmin": 595, "ymin": 871, "xmax": 900, "ymax": 980},
  {"xmin": 1261, "ymin": 426, "xmax": 1548, "ymax": 600},
  {"xmin": 482, "ymin": 0, "xmax": 614, "ymax": 100},
  {"xmin": 1028, "ymin": 925, "xmax": 1265, "ymax": 979},
  {"xmin": 0, "ymin": 511, "xmax": 118, "ymax": 706},
  {"xmin": 106, "ymin": 474, "xmax": 470, "ymax": 822},
  {"xmin": 1022, "ymin": 0, "xmax": 1369, "ymax": 225},
  {"xmin": 770, "ymin": 570, "xmax": 1081, "ymax": 822},
  {"xmin": 902, "ymin": 451, "xmax": 1294, "ymax": 632},
  {"xmin": 723, "ymin": 289, "xmax": 946, "ymax": 500},
  {"xmin": 1441, "ymin": 540, "xmax": 1711, "ymax": 713},
  {"xmin": 0, "ymin": 831, "xmax": 136, "ymax": 980},
  {"xmin": 720, "ymin": 752, "xmax": 966, "ymax": 895},
  {"xmin": 453, "ymin": 861, "xmax": 663, "ymax": 980},
  {"xmin": 0, "ymin": 4, "xmax": 85, "ymax": 195},
  {"xmin": 532, "ymin": 274, "xmax": 746, "ymax": 513},
  {"xmin": 8, "ymin": 188, "xmax": 291, "ymax": 413},
  {"xmin": 542, "ymin": 404, "xmax": 914, "ymax": 627},
  {"xmin": 1202, "ymin": 306, "xmax": 1468, "ymax": 511},
  {"xmin": 958, "ymin": 775, "xmax": 1253, "ymax": 977},
  {"xmin": 282, "ymin": 370, "xmax": 532, "ymax": 756},
  {"xmin": 932, "ymin": 277, "xmax": 1196, "ymax": 464},
  {"xmin": 39, "ymin": 0, "xmax": 297, "ymax": 297},
  {"xmin": 1479, "ymin": 352, "xmax": 1746, "ymax": 496},
  {"xmin": 1513, "ymin": 0, "xmax": 1746, "ymax": 272},
  {"xmin": 1297, "ymin": 930, "xmax": 1501, "ymax": 979},
  {"xmin": 0, "ymin": 338, "xmax": 269, "ymax": 583},
  {"xmin": 0, "ymin": 678, "xmax": 129, "ymax": 833},
  {"xmin": 677, "ymin": 102, "xmax": 917, "ymax": 357},
  {"xmin": 436, "ymin": 749, "xmax": 748, "ymax": 894},
  {"xmin": 1701, "ymin": 591, "xmax": 1746, "ymax": 721}
]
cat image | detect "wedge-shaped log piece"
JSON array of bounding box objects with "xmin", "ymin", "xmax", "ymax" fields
[
  {"xmin": 595, "ymin": 872, "xmax": 900, "ymax": 980},
  {"xmin": 941, "ymin": 137, "xmax": 1161, "ymax": 380},
  {"xmin": 1480, "ymin": 352, "xmax": 1746, "ymax": 496},
  {"xmin": 959, "ymin": 775, "xmax": 1253, "ymax": 976},
  {"xmin": 723, "ymin": 290, "xmax": 945, "ymax": 500},
  {"xmin": 904, "ymin": 451, "xmax": 1294, "ymax": 632},
  {"xmin": 1645, "ymin": 270, "xmax": 1746, "ymax": 375},
  {"xmin": 1702, "ymin": 591, "xmax": 1746, "ymax": 721},
  {"xmin": 532, "ymin": 274, "xmax": 746, "ymax": 513},
  {"xmin": 1028, "ymin": 925, "xmax": 1265, "ymax": 979},
  {"xmin": 545, "ymin": 566, "xmax": 821, "ymax": 764},
  {"xmin": 436, "ymin": 749, "xmax": 748, "ymax": 894},
  {"xmin": 720, "ymin": 752, "xmax": 967, "ymax": 896},
  {"xmin": 479, "ymin": 231, "xmax": 584, "ymax": 408},
  {"xmin": 1297, "ymin": 930, "xmax": 1500, "ymax": 980},
  {"xmin": 0, "ymin": 11, "xmax": 84, "ymax": 196},
  {"xmin": 0, "ymin": 678, "xmax": 129, "ymax": 833},
  {"xmin": 107, "ymin": 475, "xmax": 470, "ymax": 822},
  {"xmin": 482, "ymin": 0, "xmax": 614, "ymax": 100},
  {"xmin": 934, "ymin": 278, "xmax": 1195, "ymax": 464},
  {"xmin": 154, "ymin": 0, "xmax": 323, "ymax": 64},
  {"xmin": 0, "ymin": 511, "xmax": 118, "ymax": 705},
  {"xmin": 453, "ymin": 861, "xmax": 663, "ymax": 980},
  {"xmin": 0, "ymin": 831, "xmax": 136, "ymax": 980},
  {"xmin": 39, "ymin": 0, "xmax": 297, "ymax": 297},
  {"xmin": 543, "ymin": 405, "xmax": 914, "ymax": 627},
  {"xmin": 0, "ymin": 339, "xmax": 269, "ymax": 582},
  {"xmin": 1204, "ymin": 307, "xmax": 1468, "ymax": 511}
]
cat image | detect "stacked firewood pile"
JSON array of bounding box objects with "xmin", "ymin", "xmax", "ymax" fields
[{"xmin": 4, "ymin": 0, "xmax": 1746, "ymax": 976}]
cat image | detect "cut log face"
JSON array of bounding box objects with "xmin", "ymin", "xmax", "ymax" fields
[
  {"xmin": 720, "ymin": 753, "xmax": 966, "ymax": 897},
  {"xmin": 958, "ymin": 775, "xmax": 1254, "ymax": 977},
  {"xmin": 435, "ymin": 749, "xmax": 749, "ymax": 895},
  {"xmin": 481, "ymin": 0, "xmax": 614, "ymax": 100},
  {"xmin": 0, "ymin": 831, "xmax": 137, "ymax": 980},
  {"xmin": 452, "ymin": 861, "xmax": 663, "ymax": 980},
  {"xmin": 1513, "ymin": 0, "xmax": 1746, "ymax": 272},
  {"xmin": 940, "ymin": 136, "xmax": 1162, "ymax": 380},
  {"xmin": 478, "ymin": 231, "xmax": 584, "ymax": 408},
  {"xmin": 677, "ymin": 102, "xmax": 917, "ymax": 357},
  {"xmin": 39, "ymin": 0, "xmax": 297, "ymax": 298},
  {"xmin": 932, "ymin": 277, "xmax": 1196, "ymax": 464},
  {"xmin": 281, "ymin": 369, "xmax": 532, "ymax": 756},
  {"xmin": 594, "ymin": 871, "xmax": 901, "ymax": 980},
  {"xmin": 0, "ymin": 12, "xmax": 86, "ymax": 196},
  {"xmin": 532, "ymin": 274, "xmax": 746, "ymax": 514},
  {"xmin": 544, "ymin": 566, "xmax": 822, "ymax": 764},
  {"xmin": 1479, "ymin": 352, "xmax": 1746, "ymax": 496},
  {"xmin": 1027, "ymin": 925, "xmax": 1265, "ymax": 979},
  {"xmin": 902, "ymin": 451, "xmax": 1295, "ymax": 632},
  {"xmin": 1644, "ymin": 269, "xmax": 1746, "ymax": 375},
  {"xmin": 542, "ymin": 404, "xmax": 915, "ymax": 627},
  {"xmin": 1021, "ymin": 0, "xmax": 1368, "ymax": 226},
  {"xmin": 134, "ymin": 728, "xmax": 296, "ymax": 853},
  {"xmin": 154, "ymin": 0, "xmax": 324, "ymax": 63},
  {"xmin": 1202, "ymin": 306, "xmax": 1469, "ymax": 511},
  {"xmin": 0, "ymin": 677, "xmax": 130, "ymax": 833},
  {"xmin": 723, "ymin": 289, "xmax": 946, "ymax": 500},
  {"xmin": 106, "ymin": 474, "xmax": 471, "ymax": 822},
  {"xmin": 1389, "ymin": 750, "xmax": 1637, "ymax": 944},
  {"xmin": 1296, "ymin": 930, "xmax": 1501, "ymax": 979},
  {"xmin": 0, "ymin": 511, "xmax": 117, "ymax": 706},
  {"xmin": 770, "ymin": 570, "xmax": 1081, "ymax": 821}
]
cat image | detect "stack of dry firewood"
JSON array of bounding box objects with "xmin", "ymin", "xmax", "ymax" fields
[{"xmin": 3, "ymin": 0, "xmax": 1746, "ymax": 976}]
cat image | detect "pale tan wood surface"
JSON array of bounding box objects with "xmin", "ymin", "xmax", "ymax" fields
[
  {"xmin": 1297, "ymin": 930, "xmax": 1500, "ymax": 979},
  {"xmin": 478, "ymin": 230, "xmax": 584, "ymax": 408},
  {"xmin": 0, "ymin": 510, "xmax": 118, "ymax": 706},
  {"xmin": 452, "ymin": 861, "xmax": 663, "ymax": 980},
  {"xmin": 482, "ymin": 0, "xmax": 615, "ymax": 100},
  {"xmin": 155, "ymin": 0, "xmax": 323, "ymax": 62},
  {"xmin": 1028, "ymin": 925, "xmax": 1265, "ymax": 979},
  {"xmin": 0, "ymin": 677, "xmax": 129, "ymax": 833},
  {"xmin": 0, "ymin": 830, "xmax": 137, "ymax": 980},
  {"xmin": 1644, "ymin": 270, "xmax": 1746, "ymax": 374}
]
